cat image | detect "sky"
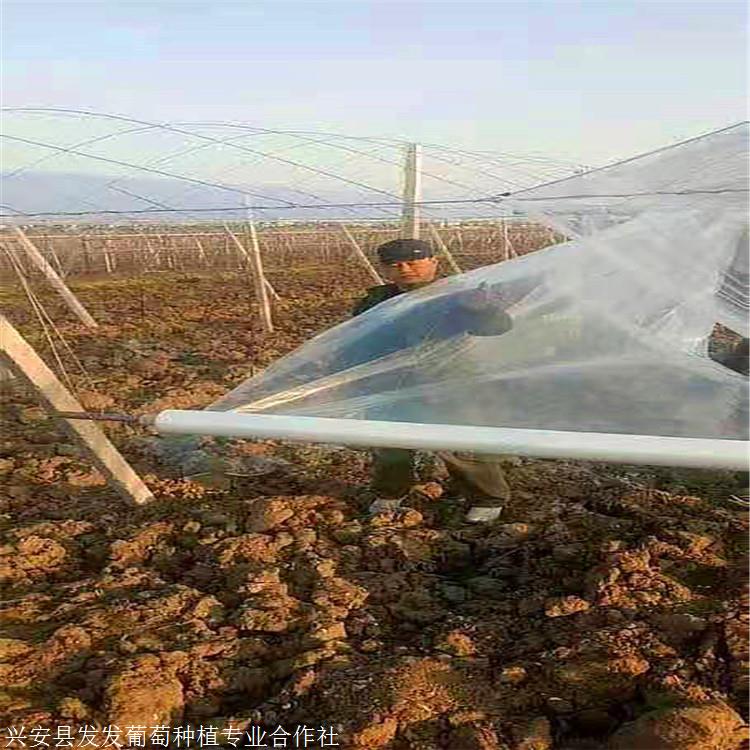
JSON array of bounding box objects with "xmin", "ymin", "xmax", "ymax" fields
[{"xmin": 2, "ymin": 0, "xmax": 748, "ymax": 169}]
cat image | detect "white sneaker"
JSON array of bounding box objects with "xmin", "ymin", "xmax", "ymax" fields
[
  {"xmin": 465, "ymin": 506, "xmax": 503, "ymax": 523},
  {"xmin": 368, "ymin": 498, "xmax": 404, "ymax": 514}
]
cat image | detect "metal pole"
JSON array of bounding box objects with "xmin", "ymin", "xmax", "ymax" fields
[{"xmin": 152, "ymin": 410, "xmax": 750, "ymax": 472}]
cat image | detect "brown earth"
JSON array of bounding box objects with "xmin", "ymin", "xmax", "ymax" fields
[{"xmin": 1, "ymin": 268, "xmax": 748, "ymax": 749}]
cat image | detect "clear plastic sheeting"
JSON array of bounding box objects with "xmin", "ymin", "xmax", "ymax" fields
[
  {"xmin": 716, "ymin": 226, "xmax": 749, "ymax": 337},
  {"xmin": 506, "ymin": 121, "xmax": 750, "ymax": 338},
  {"xmin": 210, "ymin": 124, "xmax": 749, "ymax": 441}
]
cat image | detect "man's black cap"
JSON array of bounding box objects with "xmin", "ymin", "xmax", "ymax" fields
[{"xmin": 376, "ymin": 239, "xmax": 434, "ymax": 264}]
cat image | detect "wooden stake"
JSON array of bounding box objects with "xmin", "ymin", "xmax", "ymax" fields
[
  {"xmin": 81, "ymin": 236, "xmax": 92, "ymax": 274},
  {"xmin": 402, "ymin": 143, "xmax": 422, "ymax": 239},
  {"xmin": 502, "ymin": 219, "xmax": 517, "ymax": 259},
  {"xmin": 264, "ymin": 277, "xmax": 281, "ymax": 302},
  {"xmin": 340, "ymin": 225, "xmax": 384, "ymax": 285},
  {"xmin": 48, "ymin": 243, "xmax": 65, "ymax": 278},
  {"xmin": 13, "ymin": 227, "xmax": 98, "ymax": 329},
  {"xmin": 247, "ymin": 222, "xmax": 274, "ymax": 332},
  {"xmin": 144, "ymin": 237, "xmax": 159, "ymax": 270},
  {"xmin": 0, "ymin": 315, "xmax": 152, "ymax": 505},
  {"xmin": 103, "ymin": 241, "xmax": 114, "ymax": 274},
  {"xmin": 428, "ymin": 224, "xmax": 463, "ymax": 275},
  {"xmin": 195, "ymin": 237, "xmax": 207, "ymax": 264},
  {"xmin": 225, "ymin": 225, "xmax": 274, "ymax": 332},
  {"xmin": 60, "ymin": 247, "xmax": 79, "ymax": 278},
  {"xmin": 224, "ymin": 225, "xmax": 280, "ymax": 300}
]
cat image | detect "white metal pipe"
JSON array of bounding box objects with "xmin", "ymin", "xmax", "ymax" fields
[{"xmin": 152, "ymin": 410, "xmax": 750, "ymax": 471}]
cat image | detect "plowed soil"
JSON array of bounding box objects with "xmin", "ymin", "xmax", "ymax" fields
[{"xmin": 1, "ymin": 268, "xmax": 748, "ymax": 749}]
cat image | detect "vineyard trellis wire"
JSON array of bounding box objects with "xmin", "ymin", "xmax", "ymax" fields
[
  {"xmin": 0, "ymin": 109, "xmax": 582, "ymax": 286},
  {"xmin": 0, "ymin": 220, "xmax": 563, "ymax": 281}
]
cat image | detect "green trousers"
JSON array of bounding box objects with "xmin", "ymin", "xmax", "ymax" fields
[{"xmin": 371, "ymin": 448, "xmax": 511, "ymax": 505}]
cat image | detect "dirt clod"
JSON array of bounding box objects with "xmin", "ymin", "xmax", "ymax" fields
[
  {"xmin": 436, "ymin": 630, "xmax": 477, "ymax": 657},
  {"xmin": 545, "ymin": 595, "xmax": 591, "ymax": 617},
  {"xmin": 608, "ymin": 701, "xmax": 748, "ymax": 750},
  {"xmin": 104, "ymin": 655, "xmax": 184, "ymax": 728},
  {"xmin": 515, "ymin": 716, "xmax": 552, "ymax": 750},
  {"xmin": 244, "ymin": 497, "xmax": 295, "ymax": 532}
]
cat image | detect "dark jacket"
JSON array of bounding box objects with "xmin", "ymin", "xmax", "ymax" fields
[
  {"xmin": 326, "ymin": 280, "xmax": 516, "ymax": 376},
  {"xmin": 352, "ymin": 283, "xmax": 404, "ymax": 317},
  {"xmin": 352, "ymin": 281, "xmax": 515, "ymax": 336},
  {"xmin": 225, "ymin": 279, "xmax": 523, "ymax": 417}
]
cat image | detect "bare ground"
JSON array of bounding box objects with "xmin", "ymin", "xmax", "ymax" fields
[{"xmin": 1, "ymin": 269, "xmax": 748, "ymax": 749}]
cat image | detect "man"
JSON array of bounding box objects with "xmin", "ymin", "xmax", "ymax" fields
[{"xmin": 352, "ymin": 238, "xmax": 514, "ymax": 523}]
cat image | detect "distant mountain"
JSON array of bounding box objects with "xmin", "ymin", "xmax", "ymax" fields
[
  {"xmin": 0, "ymin": 170, "xmax": 506, "ymax": 224},
  {"xmin": 0, "ymin": 170, "xmax": 379, "ymax": 222}
]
